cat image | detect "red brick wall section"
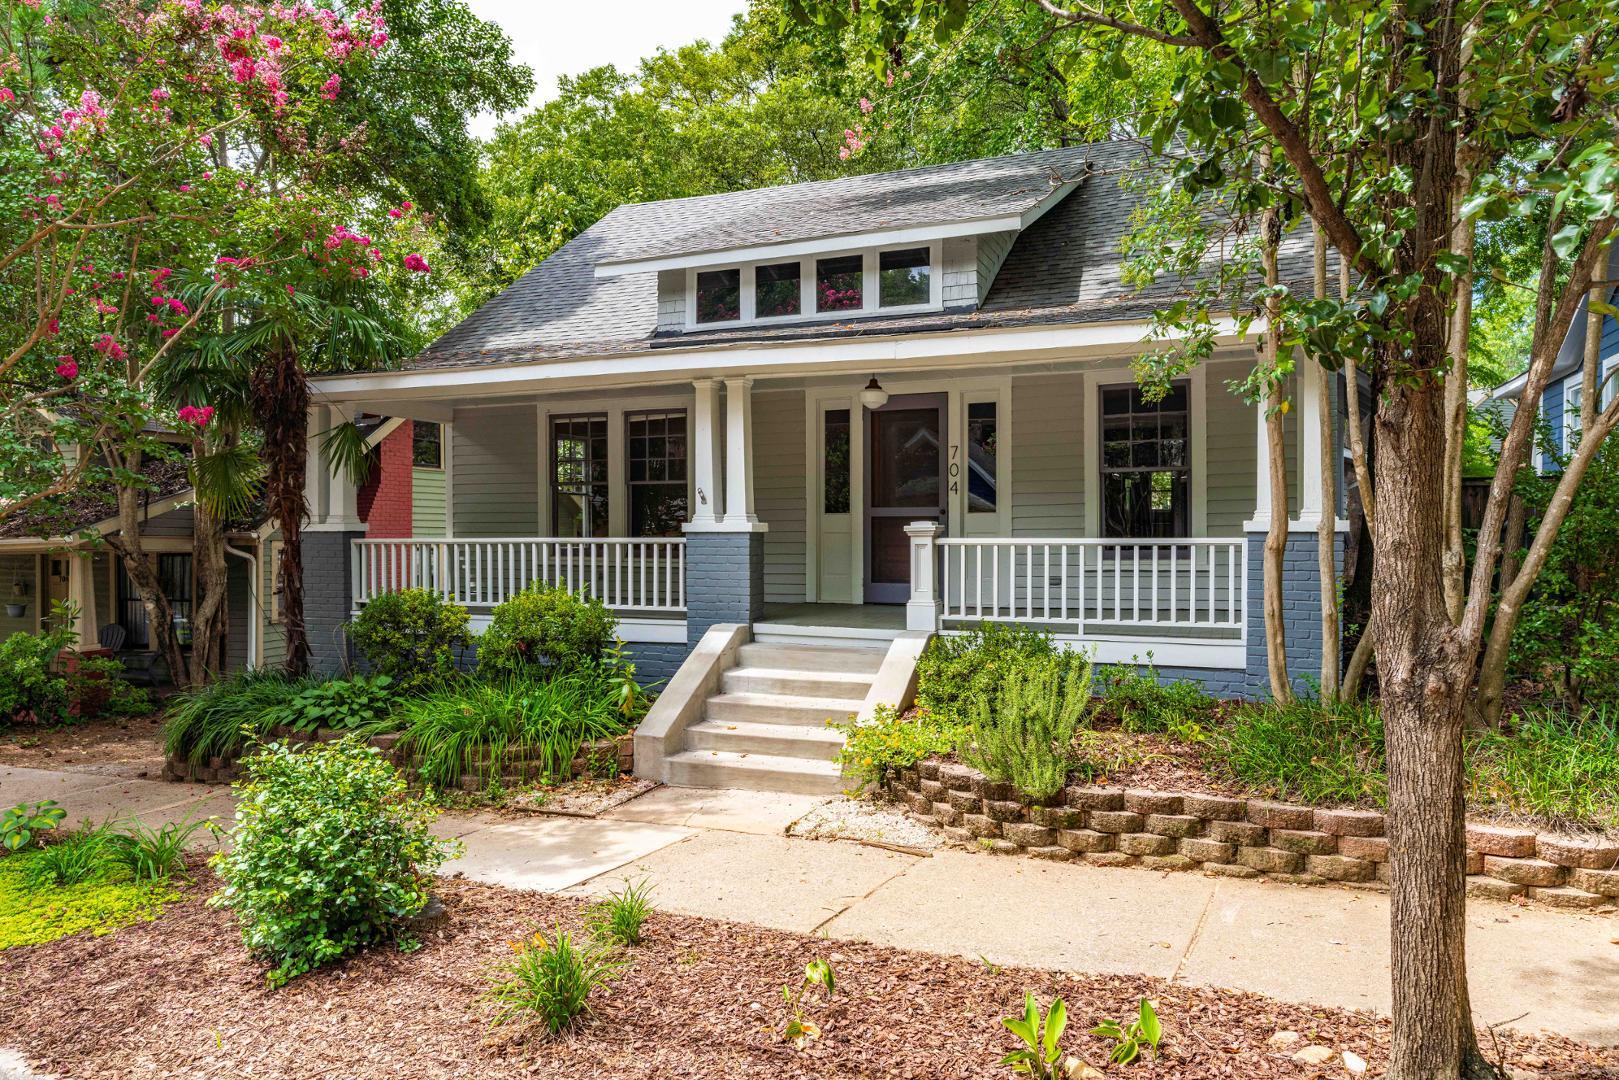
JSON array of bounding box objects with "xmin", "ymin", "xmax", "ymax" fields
[{"xmin": 356, "ymin": 420, "xmax": 413, "ymax": 539}]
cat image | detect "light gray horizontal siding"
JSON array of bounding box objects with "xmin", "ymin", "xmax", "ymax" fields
[
  {"xmin": 0, "ymin": 554, "xmax": 37, "ymax": 637},
  {"xmin": 139, "ymin": 505, "xmax": 193, "ymax": 538},
  {"xmin": 452, "ymin": 405, "xmax": 538, "ymax": 537},
  {"xmin": 754, "ymin": 389, "xmax": 807, "ymax": 603},
  {"xmin": 1205, "ymin": 360, "xmax": 1256, "ymax": 535},
  {"xmin": 412, "ymin": 467, "xmax": 447, "ymax": 537},
  {"xmin": 1011, "ymin": 373, "xmax": 1085, "ymax": 536}
]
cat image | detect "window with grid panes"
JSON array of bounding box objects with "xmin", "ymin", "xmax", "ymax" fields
[
  {"xmin": 552, "ymin": 415, "xmax": 609, "ymax": 537},
  {"xmin": 626, "ymin": 410, "xmax": 688, "ymax": 536},
  {"xmin": 1099, "ymin": 382, "xmax": 1190, "ymax": 538}
]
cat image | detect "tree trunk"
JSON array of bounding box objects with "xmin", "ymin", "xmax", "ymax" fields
[
  {"xmin": 188, "ymin": 495, "xmax": 230, "ymax": 683},
  {"xmin": 107, "ymin": 449, "xmax": 189, "ymax": 688},
  {"xmin": 1374, "ymin": 372, "xmax": 1493, "ymax": 1080},
  {"xmin": 253, "ymin": 341, "xmax": 310, "ymax": 676},
  {"xmin": 1312, "ymin": 224, "xmax": 1340, "ymax": 701},
  {"xmin": 1260, "ymin": 203, "xmax": 1292, "ymax": 702}
]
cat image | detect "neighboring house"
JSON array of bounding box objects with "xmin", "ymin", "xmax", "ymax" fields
[
  {"xmin": 1490, "ymin": 251, "xmax": 1619, "ymax": 468},
  {"xmin": 0, "ymin": 415, "xmax": 446, "ymax": 681},
  {"xmin": 0, "ymin": 454, "xmax": 275, "ymax": 678},
  {"xmin": 303, "ymin": 142, "xmax": 1346, "ymax": 791}
]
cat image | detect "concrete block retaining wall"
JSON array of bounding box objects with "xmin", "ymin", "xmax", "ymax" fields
[{"xmin": 888, "ymin": 757, "xmax": 1619, "ymax": 911}]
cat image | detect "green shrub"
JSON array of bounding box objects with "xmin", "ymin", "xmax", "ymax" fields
[
  {"xmin": 162, "ymin": 670, "xmax": 318, "ymax": 765},
  {"xmin": 0, "ymin": 622, "xmax": 74, "ymax": 723},
  {"xmin": 347, "ymin": 589, "xmax": 471, "ymax": 691},
  {"xmin": 914, "ymin": 624, "xmax": 1061, "ymax": 724},
  {"xmin": 67, "ymin": 655, "xmax": 152, "ymax": 720},
  {"xmin": 962, "ymin": 653, "xmax": 1094, "ymax": 801},
  {"xmin": 586, "ymin": 878, "xmax": 654, "ymax": 947},
  {"xmin": 1097, "ymin": 657, "xmax": 1217, "ymax": 737},
  {"xmin": 209, "ymin": 738, "xmax": 456, "ymax": 988},
  {"xmin": 477, "ymin": 586, "xmax": 616, "ymax": 679},
  {"xmin": 271, "ymin": 674, "xmax": 402, "ymax": 733},
  {"xmin": 1510, "ymin": 439, "xmax": 1619, "ymax": 710},
  {"xmin": 1215, "ymin": 697, "xmax": 1387, "ymax": 805},
  {"xmin": 1468, "ymin": 707, "xmax": 1619, "ymax": 830},
  {"xmin": 484, "ymin": 926, "xmax": 623, "ymax": 1035},
  {"xmin": 836, "ymin": 703, "xmax": 969, "ymax": 793},
  {"xmin": 391, "ymin": 673, "xmax": 628, "ymax": 791}
]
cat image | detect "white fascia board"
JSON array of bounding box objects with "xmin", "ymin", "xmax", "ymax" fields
[
  {"xmin": 309, "ymin": 315, "xmax": 1257, "ymax": 403},
  {"xmin": 362, "ymin": 415, "xmax": 407, "ymax": 449},
  {"xmin": 593, "ymin": 214, "xmax": 1030, "ymax": 279}
]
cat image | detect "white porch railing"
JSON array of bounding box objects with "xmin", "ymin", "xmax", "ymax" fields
[
  {"xmin": 936, "ymin": 537, "xmax": 1246, "ymax": 638},
  {"xmin": 352, "ymin": 538, "xmax": 686, "ymax": 614}
]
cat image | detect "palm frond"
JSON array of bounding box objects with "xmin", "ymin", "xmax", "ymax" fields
[
  {"xmin": 318, "ymin": 420, "xmax": 374, "ymax": 485},
  {"xmin": 191, "ymin": 441, "xmax": 266, "ymax": 519}
]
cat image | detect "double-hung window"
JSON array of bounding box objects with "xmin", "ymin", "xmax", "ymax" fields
[
  {"xmin": 1099, "ymin": 382, "xmax": 1190, "ymax": 538},
  {"xmin": 626, "ymin": 410, "xmax": 688, "ymax": 536},
  {"xmin": 411, "ymin": 421, "xmax": 442, "ymax": 468},
  {"xmin": 552, "ymin": 415, "xmax": 609, "ymax": 538}
]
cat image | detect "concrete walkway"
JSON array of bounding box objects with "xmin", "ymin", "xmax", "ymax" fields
[{"xmin": 5, "ymin": 764, "xmax": 1616, "ymax": 1046}]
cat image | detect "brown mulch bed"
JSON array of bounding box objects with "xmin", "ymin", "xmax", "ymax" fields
[
  {"xmin": 2, "ymin": 872, "xmax": 1614, "ymax": 1079},
  {"xmin": 507, "ymin": 774, "xmax": 659, "ymax": 817},
  {"xmin": 0, "ymin": 713, "xmax": 166, "ymax": 775}
]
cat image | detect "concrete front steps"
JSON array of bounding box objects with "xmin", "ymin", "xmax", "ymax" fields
[{"xmin": 661, "ymin": 642, "xmax": 883, "ymax": 795}]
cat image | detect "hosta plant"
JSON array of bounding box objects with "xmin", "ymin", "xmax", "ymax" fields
[{"xmin": 2, "ymin": 800, "xmax": 66, "ymax": 852}]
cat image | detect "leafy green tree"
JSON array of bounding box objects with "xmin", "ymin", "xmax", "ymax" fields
[{"xmin": 795, "ymin": 2, "xmax": 1619, "ymax": 1075}]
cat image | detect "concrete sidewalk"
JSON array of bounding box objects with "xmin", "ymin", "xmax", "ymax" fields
[{"xmin": 5, "ymin": 765, "xmax": 1616, "ymax": 1046}]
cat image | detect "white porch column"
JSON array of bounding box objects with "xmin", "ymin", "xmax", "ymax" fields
[
  {"xmin": 688, "ymin": 378, "xmax": 724, "ymax": 528},
  {"xmin": 67, "ymin": 553, "xmax": 97, "ymax": 646},
  {"xmin": 904, "ymin": 521, "xmax": 942, "ymax": 631},
  {"xmin": 305, "ymin": 403, "xmax": 362, "ymax": 531},
  {"xmin": 1295, "ymin": 361, "xmax": 1328, "ymax": 528},
  {"xmin": 722, "ymin": 376, "xmax": 763, "ymax": 528},
  {"xmin": 1247, "ymin": 393, "xmax": 1274, "ymax": 530}
]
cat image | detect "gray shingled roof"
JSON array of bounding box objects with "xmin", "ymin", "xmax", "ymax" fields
[
  {"xmin": 593, "ymin": 145, "xmax": 1092, "ymax": 267},
  {"xmin": 407, "ymin": 140, "xmax": 1316, "ymax": 373}
]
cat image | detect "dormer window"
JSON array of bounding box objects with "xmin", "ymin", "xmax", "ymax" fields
[
  {"xmin": 684, "ymin": 241, "xmax": 941, "ymax": 330},
  {"xmin": 756, "ymin": 262, "xmax": 801, "ymax": 318},
  {"xmin": 816, "ymin": 255, "xmax": 864, "ymax": 312},
  {"xmin": 879, "ymin": 247, "xmax": 930, "ymax": 307},
  {"xmin": 695, "ymin": 268, "xmax": 741, "ymax": 323}
]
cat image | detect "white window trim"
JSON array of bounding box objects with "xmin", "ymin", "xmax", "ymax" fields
[
  {"xmin": 1562, "ymin": 371, "xmax": 1583, "ymax": 455},
  {"xmin": 684, "ymin": 240, "xmax": 943, "ymax": 331},
  {"xmin": 1083, "ymin": 368, "xmax": 1208, "ymax": 538}
]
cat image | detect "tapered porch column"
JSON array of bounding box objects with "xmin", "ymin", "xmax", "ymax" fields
[
  {"xmin": 304, "ymin": 401, "xmax": 365, "ymax": 674},
  {"xmin": 67, "ymin": 553, "xmax": 97, "ymax": 646},
  {"xmin": 683, "ymin": 378, "xmax": 767, "ymax": 646},
  {"xmin": 688, "ymin": 378, "xmax": 724, "ymax": 527},
  {"xmin": 1295, "ymin": 360, "xmax": 1328, "ymax": 527},
  {"xmin": 722, "ymin": 377, "xmax": 763, "ymax": 529}
]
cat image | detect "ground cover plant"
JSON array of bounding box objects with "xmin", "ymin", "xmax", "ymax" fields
[
  {"xmin": 272, "ymin": 674, "xmax": 404, "ymax": 734},
  {"xmin": 0, "ymin": 846, "xmax": 183, "ymax": 951},
  {"xmin": 0, "ymin": 874, "xmax": 1608, "ymax": 1078},
  {"xmin": 209, "ymin": 738, "xmax": 457, "ymax": 988}
]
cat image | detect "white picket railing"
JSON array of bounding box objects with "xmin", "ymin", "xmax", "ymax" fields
[
  {"xmin": 352, "ymin": 538, "xmax": 686, "ymax": 613},
  {"xmin": 937, "ymin": 537, "xmax": 1245, "ymax": 637}
]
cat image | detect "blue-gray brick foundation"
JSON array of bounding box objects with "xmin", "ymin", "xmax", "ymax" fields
[
  {"xmin": 303, "ymin": 528, "xmax": 364, "ymax": 676},
  {"xmin": 683, "ymin": 530, "xmax": 765, "ymax": 646},
  {"xmin": 1241, "ymin": 528, "xmax": 1343, "ymax": 699}
]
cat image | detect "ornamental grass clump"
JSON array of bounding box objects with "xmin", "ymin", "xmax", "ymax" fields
[
  {"xmin": 1215, "ymin": 697, "xmax": 1387, "ymax": 806},
  {"xmin": 390, "ymin": 672, "xmax": 628, "ymax": 791},
  {"xmin": 484, "ymin": 927, "xmax": 623, "ymax": 1036},
  {"xmin": 210, "ymin": 738, "xmax": 457, "ymax": 988},
  {"xmin": 586, "ymin": 878, "xmax": 654, "ymax": 947},
  {"xmin": 162, "ymin": 669, "xmax": 319, "ymax": 766},
  {"xmin": 1468, "ymin": 706, "xmax": 1619, "ymax": 830}
]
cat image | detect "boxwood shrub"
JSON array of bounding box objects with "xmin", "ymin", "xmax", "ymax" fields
[
  {"xmin": 346, "ymin": 588, "xmax": 471, "ymax": 690},
  {"xmin": 477, "ymin": 586, "xmax": 615, "ymax": 679}
]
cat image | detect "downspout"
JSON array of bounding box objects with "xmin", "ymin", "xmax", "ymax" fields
[{"xmin": 224, "ymin": 542, "xmax": 256, "ymax": 670}]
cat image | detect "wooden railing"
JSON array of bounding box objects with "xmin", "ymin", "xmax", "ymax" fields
[
  {"xmin": 352, "ymin": 538, "xmax": 686, "ymax": 614},
  {"xmin": 936, "ymin": 537, "xmax": 1245, "ymax": 637}
]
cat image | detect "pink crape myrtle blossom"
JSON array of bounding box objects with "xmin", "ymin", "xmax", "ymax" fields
[
  {"xmin": 55, "ymin": 357, "xmax": 78, "ymax": 380},
  {"xmin": 177, "ymin": 405, "xmax": 215, "ymax": 427},
  {"xmin": 403, "ymin": 253, "xmax": 430, "ymax": 273}
]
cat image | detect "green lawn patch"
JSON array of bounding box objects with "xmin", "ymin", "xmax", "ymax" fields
[{"xmin": 0, "ymin": 850, "xmax": 183, "ymax": 950}]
